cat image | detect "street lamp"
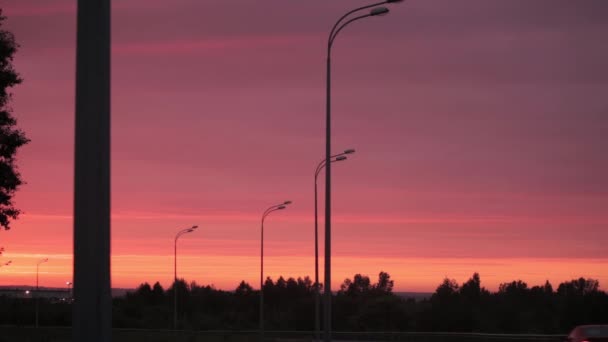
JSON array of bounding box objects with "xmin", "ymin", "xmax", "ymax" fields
[
  {"xmin": 0, "ymin": 260, "xmax": 11, "ymax": 267},
  {"xmin": 173, "ymin": 225, "xmax": 198, "ymax": 330},
  {"xmin": 260, "ymin": 201, "xmax": 291, "ymax": 342},
  {"xmin": 324, "ymin": 2, "xmax": 401, "ymax": 341},
  {"xmin": 313, "ymin": 149, "xmax": 355, "ymax": 342},
  {"xmin": 66, "ymin": 281, "xmax": 73, "ymax": 301},
  {"xmin": 36, "ymin": 258, "xmax": 49, "ymax": 328}
]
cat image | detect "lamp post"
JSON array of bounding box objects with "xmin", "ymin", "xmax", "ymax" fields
[
  {"xmin": 324, "ymin": 2, "xmax": 401, "ymax": 341},
  {"xmin": 66, "ymin": 282, "xmax": 73, "ymax": 301},
  {"xmin": 36, "ymin": 258, "xmax": 49, "ymax": 328},
  {"xmin": 173, "ymin": 225, "xmax": 198, "ymax": 330},
  {"xmin": 314, "ymin": 149, "xmax": 355, "ymax": 342},
  {"xmin": 260, "ymin": 201, "xmax": 291, "ymax": 342}
]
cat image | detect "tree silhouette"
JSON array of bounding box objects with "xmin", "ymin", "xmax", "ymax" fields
[
  {"xmin": 460, "ymin": 273, "xmax": 482, "ymax": 302},
  {"xmin": 235, "ymin": 280, "xmax": 254, "ymax": 295},
  {"xmin": 557, "ymin": 277, "xmax": 599, "ymax": 296},
  {"xmin": 374, "ymin": 271, "xmax": 394, "ymax": 294},
  {"xmin": 3, "ymin": 272, "xmax": 607, "ymax": 333},
  {"xmin": 556, "ymin": 278, "xmax": 604, "ymax": 329},
  {"xmin": 340, "ymin": 274, "xmax": 372, "ymax": 296},
  {"xmin": 433, "ymin": 277, "xmax": 459, "ymax": 300},
  {"xmin": 0, "ymin": 9, "xmax": 29, "ymax": 231}
]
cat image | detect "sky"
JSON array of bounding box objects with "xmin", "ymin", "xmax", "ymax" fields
[{"xmin": 0, "ymin": 0, "xmax": 607, "ymax": 292}]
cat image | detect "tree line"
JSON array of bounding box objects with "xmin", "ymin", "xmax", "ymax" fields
[{"xmin": 1, "ymin": 272, "xmax": 607, "ymax": 333}]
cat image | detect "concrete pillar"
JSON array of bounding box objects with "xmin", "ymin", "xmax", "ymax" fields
[{"xmin": 73, "ymin": 1, "xmax": 111, "ymax": 341}]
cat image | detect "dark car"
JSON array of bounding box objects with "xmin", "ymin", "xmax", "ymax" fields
[{"xmin": 566, "ymin": 325, "xmax": 608, "ymax": 342}]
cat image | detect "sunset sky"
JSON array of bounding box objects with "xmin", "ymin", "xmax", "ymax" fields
[{"xmin": 1, "ymin": 0, "xmax": 607, "ymax": 292}]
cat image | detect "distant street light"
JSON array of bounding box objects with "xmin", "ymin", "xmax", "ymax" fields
[
  {"xmin": 323, "ymin": 2, "xmax": 402, "ymax": 341},
  {"xmin": 260, "ymin": 201, "xmax": 291, "ymax": 342},
  {"xmin": 66, "ymin": 281, "xmax": 73, "ymax": 301},
  {"xmin": 0, "ymin": 260, "xmax": 12, "ymax": 267},
  {"xmin": 36, "ymin": 258, "xmax": 49, "ymax": 328},
  {"xmin": 173, "ymin": 225, "xmax": 198, "ymax": 330},
  {"xmin": 313, "ymin": 149, "xmax": 355, "ymax": 341}
]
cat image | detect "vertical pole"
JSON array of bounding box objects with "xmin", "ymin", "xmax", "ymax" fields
[
  {"xmin": 73, "ymin": 0, "xmax": 111, "ymax": 341},
  {"xmin": 35, "ymin": 263, "xmax": 39, "ymax": 328},
  {"xmin": 260, "ymin": 217, "xmax": 265, "ymax": 342},
  {"xmin": 323, "ymin": 55, "xmax": 332, "ymax": 342},
  {"xmin": 314, "ymin": 177, "xmax": 320, "ymax": 342},
  {"xmin": 174, "ymin": 236, "xmax": 178, "ymax": 330}
]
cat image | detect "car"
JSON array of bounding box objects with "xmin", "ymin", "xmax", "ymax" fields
[{"xmin": 566, "ymin": 325, "xmax": 608, "ymax": 342}]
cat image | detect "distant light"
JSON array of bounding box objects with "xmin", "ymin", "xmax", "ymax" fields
[{"xmin": 25, "ymin": 290, "xmax": 30, "ymax": 294}]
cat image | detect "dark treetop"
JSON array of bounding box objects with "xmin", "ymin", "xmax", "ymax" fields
[{"xmin": 0, "ymin": 9, "xmax": 29, "ymax": 231}]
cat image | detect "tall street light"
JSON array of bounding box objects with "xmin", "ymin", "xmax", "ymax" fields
[
  {"xmin": 260, "ymin": 200, "xmax": 291, "ymax": 342},
  {"xmin": 314, "ymin": 149, "xmax": 355, "ymax": 342},
  {"xmin": 173, "ymin": 225, "xmax": 198, "ymax": 330},
  {"xmin": 324, "ymin": 2, "xmax": 402, "ymax": 341},
  {"xmin": 36, "ymin": 258, "xmax": 49, "ymax": 328}
]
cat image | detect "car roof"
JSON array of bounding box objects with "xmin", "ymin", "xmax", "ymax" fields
[{"xmin": 578, "ymin": 325, "xmax": 608, "ymax": 337}]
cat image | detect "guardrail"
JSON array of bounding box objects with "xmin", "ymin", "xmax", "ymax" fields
[{"xmin": 0, "ymin": 327, "xmax": 565, "ymax": 342}]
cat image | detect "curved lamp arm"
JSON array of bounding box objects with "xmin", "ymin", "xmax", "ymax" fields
[
  {"xmin": 262, "ymin": 206, "xmax": 287, "ymax": 224},
  {"xmin": 263, "ymin": 201, "xmax": 292, "ymax": 217},
  {"xmin": 315, "ymin": 149, "xmax": 356, "ymax": 178},
  {"xmin": 329, "ymin": 13, "xmax": 375, "ymax": 49},
  {"xmin": 175, "ymin": 225, "xmax": 198, "ymax": 242},
  {"xmin": 327, "ymin": 1, "xmax": 389, "ymax": 50}
]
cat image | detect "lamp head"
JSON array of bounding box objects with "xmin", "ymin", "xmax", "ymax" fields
[
  {"xmin": 386, "ymin": 0, "xmax": 404, "ymax": 3},
  {"xmin": 370, "ymin": 7, "xmax": 390, "ymax": 16},
  {"xmin": 283, "ymin": 200, "xmax": 292, "ymax": 205},
  {"xmin": 278, "ymin": 206, "xmax": 286, "ymax": 210},
  {"xmin": 191, "ymin": 225, "xmax": 199, "ymax": 230},
  {"xmin": 344, "ymin": 149, "xmax": 356, "ymax": 154},
  {"xmin": 335, "ymin": 156, "xmax": 347, "ymax": 161}
]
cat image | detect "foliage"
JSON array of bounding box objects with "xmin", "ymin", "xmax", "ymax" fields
[
  {"xmin": 0, "ymin": 9, "xmax": 29, "ymax": 230},
  {"xmin": 1, "ymin": 273, "xmax": 607, "ymax": 333}
]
